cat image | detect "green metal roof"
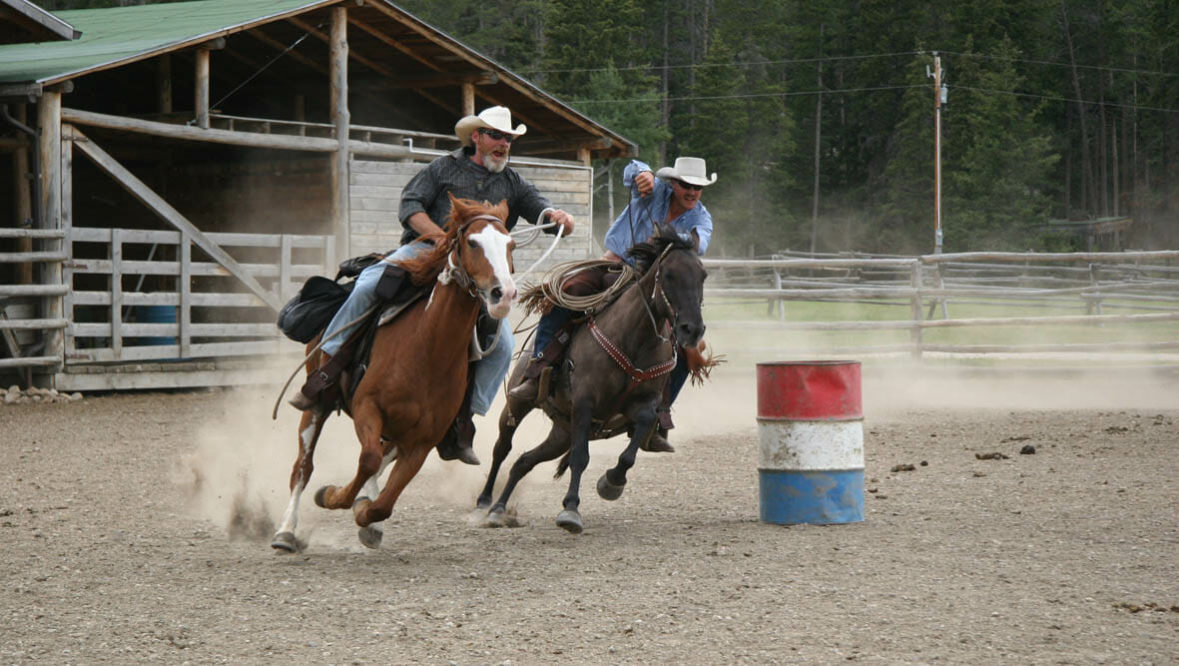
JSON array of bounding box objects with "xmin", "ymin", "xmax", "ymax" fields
[{"xmin": 0, "ymin": 0, "xmax": 334, "ymax": 84}]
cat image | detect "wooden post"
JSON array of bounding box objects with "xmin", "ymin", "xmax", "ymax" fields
[
  {"xmin": 195, "ymin": 48, "xmax": 210, "ymax": 129},
  {"xmin": 179, "ymin": 231, "xmax": 191, "ymax": 357},
  {"xmin": 38, "ymin": 90, "xmax": 64, "ymax": 373},
  {"xmin": 12, "ymin": 104, "xmax": 32, "ymax": 285},
  {"xmin": 294, "ymin": 94, "xmax": 306, "ymax": 123},
  {"xmin": 910, "ymin": 262, "xmax": 924, "ymax": 359},
  {"xmin": 577, "ymin": 147, "xmax": 591, "ymax": 166},
  {"xmin": 330, "ymin": 6, "xmax": 350, "ymax": 262},
  {"xmin": 60, "ymin": 123, "xmax": 74, "ymax": 359},
  {"xmin": 110, "ymin": 227, "xmax": 123, "ymax": 356},
  {"xmin": 461, "ymin": 82, "xmax": 475, "ymax": 117},
  {"xmin": 157, "ymin": 55, "xmax": 172, "ymax": 114}
]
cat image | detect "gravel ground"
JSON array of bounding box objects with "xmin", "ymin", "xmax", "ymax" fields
[{"xmin": 1, "ymin": 364, "xmax": 1177, "ymax": 664}]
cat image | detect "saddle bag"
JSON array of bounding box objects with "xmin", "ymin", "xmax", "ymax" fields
[{"xmin": 276, "ymin": 275, "xmax": 351, "ymax": 343}]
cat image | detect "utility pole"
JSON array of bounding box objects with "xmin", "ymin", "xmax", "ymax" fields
[
  {"xmin": 927, "ymin": 52, "xmax": 947, "ymax": 254},
  {"xmin": 926, "ymin": 53, "xmax": 949, "ymax": 321}
]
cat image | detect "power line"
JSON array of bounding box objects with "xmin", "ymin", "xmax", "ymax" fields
[
  {"xmin": 570, "ymin": 83, "xmax": 927, "ymax": 105},
  {"xmin": 952, "ymin": 85, "xmax": 1179, "ymax": 113},
  {"xmin": 520, "ymin": 51, "xmax": 924, "ymax": 76},
  {"xmin": 940, "ymin": 50, "xmax": 1179, "ymax": 78},
  {"xmin": 520, "ymin": 49, "xmax": 1177, "ymax": 80}
]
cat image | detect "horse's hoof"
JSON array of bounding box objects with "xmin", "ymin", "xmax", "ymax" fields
[
  {"xmin": 597, "ymin": 473, "xmax": 625, "ymax": 501},
  {"xmin": 270, "ymin": 531, "xmax": 298, "ymax": 553},
  {"xmin": 474, "ymin": 497, "xmax": 491, "ymax": 511},
  {"xmin": 357, "ymin": 525, "xmax": 383, "ymax": 549},
  {"xmin": 486, "ymin": 507, "xmax": 507, "ymax": 528},
  {"xmin": 313, "ymin": 485, "xmax": 332, "ymax": 508},
  {"xmin": 555, "ymin": 509, "xmax": 583, "ymax": 534}
]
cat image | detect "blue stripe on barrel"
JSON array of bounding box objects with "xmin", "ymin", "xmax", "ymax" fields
[{"xmin": 756, "ymin": 361, "xmax": 865, "ymax": 525}]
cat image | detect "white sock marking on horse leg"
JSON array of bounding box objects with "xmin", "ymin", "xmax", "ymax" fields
[
  {"xmin": 279, "ymin": 415, "xmax": 319, "ymax": 536},
  {"xmin": 276, "ymin": 479, "xmax": 305, "ymax": 535},
  {"xmin": 361, "ymin": 447, "xmax": 398, "ymax": 535}
]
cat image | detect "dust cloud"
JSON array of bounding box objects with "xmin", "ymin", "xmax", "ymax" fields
[{"xmin": 176, "ymin": 328, "xmax": 1179, "ymax": 550}]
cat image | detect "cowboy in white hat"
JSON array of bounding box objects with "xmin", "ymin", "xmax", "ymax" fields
[
  {"xmin": 509, "ymin": 156, "xmax": 716, "ymax": 452},
  {"xmin": 290, "ymin": 105, "xmax": 575, "ymax": 466}
]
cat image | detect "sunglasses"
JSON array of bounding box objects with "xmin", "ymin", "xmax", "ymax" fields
[
  {"xmin": 674, "ymin": 179, "xmax": 704, "ymax": 191},
  {"xmin": 480, "ymin": 129, "xmax": 515, "ymax": 143}
]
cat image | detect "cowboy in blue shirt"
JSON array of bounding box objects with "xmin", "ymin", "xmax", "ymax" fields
[{"xmin": 510, "ymin": 157, "xmax": 715, "ymax": 451}]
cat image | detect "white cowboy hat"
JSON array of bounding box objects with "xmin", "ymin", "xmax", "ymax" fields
[
  {"xmin": 655, "ymin": 157, "xmax": 718, "ymax": 187},
  {"xmin": 454, "ymin": 106, "xmax": 528, "ymax": 146}
]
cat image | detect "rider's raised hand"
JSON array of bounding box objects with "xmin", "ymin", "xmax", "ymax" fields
[{"xmin": 634, "ymin": 171, "xmax": 654, "ymax": 197}]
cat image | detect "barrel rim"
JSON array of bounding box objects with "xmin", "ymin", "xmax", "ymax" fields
[{"xmin": 756, "ymin": 360, "xmax": 861, "ymax": 368}]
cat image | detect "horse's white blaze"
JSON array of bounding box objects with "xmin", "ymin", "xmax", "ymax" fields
[
  {"xmin": 470, "ymin": 226, "xmax": 517, "ymax": 319},
  {"xmin": 276, "ymin": 479, "xmax": 305, "ymax": 535}
]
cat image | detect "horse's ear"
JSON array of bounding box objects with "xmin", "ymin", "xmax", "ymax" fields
[
  {"xmin": 691, "ymin": 229, "xmax": 701, "ymax": 253},
  {"xmin": 491, "ymin": 199, "xmax": 509, "ymax": 225}
]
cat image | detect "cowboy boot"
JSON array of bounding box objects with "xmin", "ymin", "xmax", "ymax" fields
[
  {"xmin": 507, "ymin": 357, "xmax": 547, "ymax": 402},
  {"xmin": 640, "ymin": 406, "xmax": 676, "ymax": 453},
  {"xmin": 289, "ymin": 351, "xmax": 350, "ymax": 411},
  {"xmin": 436, "ymin": 369, "xmax": 480, "ymax": 465}
]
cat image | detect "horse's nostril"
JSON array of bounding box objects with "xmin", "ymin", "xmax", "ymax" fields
[{"xmin": 491, "ymin": 287, "xmax": 503, "ymax": 301}]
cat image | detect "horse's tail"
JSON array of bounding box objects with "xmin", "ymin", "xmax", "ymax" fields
[{"xmin": 553, "ymin": 452, "xmax": 571, "ymax": 479}]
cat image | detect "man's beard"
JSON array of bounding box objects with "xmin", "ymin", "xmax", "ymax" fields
[{"xmin": 482, "ymin": 151, "xmax": 508, "ymax": 173}]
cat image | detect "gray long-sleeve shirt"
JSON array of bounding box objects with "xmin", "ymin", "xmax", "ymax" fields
[{"xmin": 398, "ymin": 147, "xmax": 555, "ymax": 245}]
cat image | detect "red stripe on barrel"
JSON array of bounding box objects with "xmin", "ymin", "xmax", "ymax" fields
[{"xmin": 756, "ymin": 361, "xmax": 862, "ymax": 420}]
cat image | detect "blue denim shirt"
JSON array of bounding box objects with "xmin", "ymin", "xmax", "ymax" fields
[{"xmin": 603, "ymin": 159, "xmax": 713, "ymax": 265}]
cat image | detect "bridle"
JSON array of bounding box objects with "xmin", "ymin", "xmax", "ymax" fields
[
  {"xmin": 438, "ymin": 213, "xmax": 507, "ymax": 298},
  {"xmin": 638, "ymin": 243, "xmax": 678, "ymax": 343}
]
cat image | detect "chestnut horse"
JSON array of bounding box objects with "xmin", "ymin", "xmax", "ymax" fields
[
  {"xmin": 476, "ymin": 227, "xmax": 706, "ymax": 533},
  {"xmin": 271, "ymin": 195, "xmax": 517, "ymax": 552}
]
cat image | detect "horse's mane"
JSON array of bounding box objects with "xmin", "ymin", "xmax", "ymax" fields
[
  {"xmin": 627, "ymin": 224, "xmax": 698, "ymax": 275},
  {"xmin": 397, "ymin": 196, "xmax": 508, "ymax": 286}
]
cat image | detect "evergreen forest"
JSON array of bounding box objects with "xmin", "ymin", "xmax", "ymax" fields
[{"xmin": 40, "ymin": 0, "xmax": 1179, "ymax": 255}]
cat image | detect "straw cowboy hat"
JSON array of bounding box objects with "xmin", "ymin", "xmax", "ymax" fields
[
  {"xmin": 454, "ymin": 106, "xmax": 528, "ymax": 146},
  {"xmin": 655, "ymin": 157, "xmax": 718, "ymax": 187}
]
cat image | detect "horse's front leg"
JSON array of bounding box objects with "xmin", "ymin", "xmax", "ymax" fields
[
  {"xmin": 597, "ymin": 403, "xmax": 658, "ymax": 502},
  {"xmin": 354, "ymin": 442, "xmax": 432, "ymax": 527},
  {"xmin": 272, "ymin": 408, "xmax": 330, "ymax": 552},
  {"xmin": 485, "ymin": 423, "xmax": 570, "ymax": 527},
  {"xmin": 352, "ymin": 446, "xmax": 398, "ymax": 549},
  {"xmin": 476, "ymin": 398, "xmax": 524, "ymax": 510},
  {"xmin": 556, "ymin": 400, "xmax": 594, "ymax": 534},
  {"xmin": 315, "ymin": 401, "xmax": 385, "ymax": 512}
]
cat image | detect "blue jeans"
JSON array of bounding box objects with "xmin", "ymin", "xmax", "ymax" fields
[{"xmin": 319, "ymin": 241, "xmax": 513, "ymax": 416}]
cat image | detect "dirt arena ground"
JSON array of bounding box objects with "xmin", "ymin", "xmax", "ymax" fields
[{"xmin": 2, "ymin": 360, "xmax": 1177, "ymax": 664}]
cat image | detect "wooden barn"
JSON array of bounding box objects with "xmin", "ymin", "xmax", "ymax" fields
[{"xmin": 0, "ymin": 0, "xmax": 636, "ymax": 391}]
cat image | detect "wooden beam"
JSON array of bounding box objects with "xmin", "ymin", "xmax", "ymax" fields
[
  {"xmin": 248, "ymin": 27, "xmax": 328, "ymax": 74},
  {"xmin": 194, "ymin": 48, "xmax": 210, "ymax": 128},
  {"xmin": 347, "ymin": 15, "xmax": 442, "ymax": 72},
  {"xmin": 0, "ymin": 83, "xmax": 41, "ymax": 102},
  {"xmin": 61, "ymin": 107, "xmax": 427, "ymax": 160},
  {"xmin": 330, "ymin": 6, "xmax": 350, "ymax": 262},
  {"xmin": 70, "ymin": 127, "xmax": 281, "ymax": 311},
  {"xmin": 290, "ymin": 15, "xmax": 455, "ymax": 117}
]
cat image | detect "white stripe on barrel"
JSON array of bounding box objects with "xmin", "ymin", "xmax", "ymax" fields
[{"xmin": 757, "ymin": 361, "xmax": 865, "ymax": 525}]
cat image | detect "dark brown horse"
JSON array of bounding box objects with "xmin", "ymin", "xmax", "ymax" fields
[
  {"xmin": 476, "ymin": 227, "xmax": 706, "ymax": 533},
  {"xmin": 272, "ymin": 195, "xmax": 517, "ymax": 551}
]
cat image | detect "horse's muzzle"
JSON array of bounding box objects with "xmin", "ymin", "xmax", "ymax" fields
[
  {"xmin": 485, "ymin": 282, "xmax": 517, "ymax": 319},
  {"xmin": 674, "ymin": 320, "xmax": 705, "ymax": 348}
]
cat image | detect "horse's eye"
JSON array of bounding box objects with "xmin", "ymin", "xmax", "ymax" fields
[{"xmin": 467, "ymin": 239, "xmax": 478, "ymax": 250}]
